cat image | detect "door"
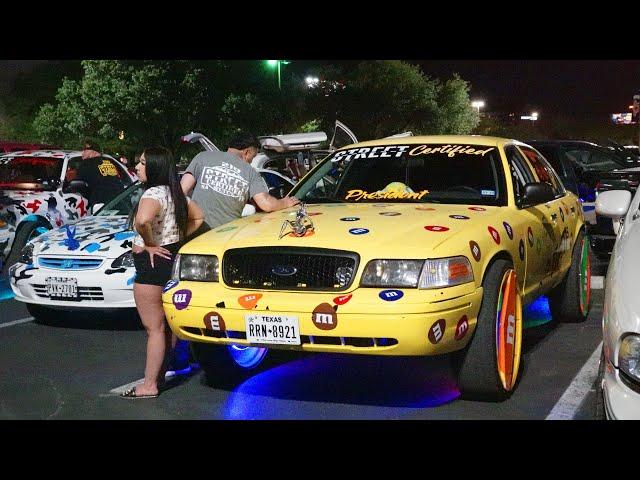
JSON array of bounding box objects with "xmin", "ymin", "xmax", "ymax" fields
[
  {"xmin": 329, "ymin": 120, "xmax": 359, "ymax": 151},
  {"xmin": 518, "ymin": 145, "xmax": 572, "ymax": 288}
]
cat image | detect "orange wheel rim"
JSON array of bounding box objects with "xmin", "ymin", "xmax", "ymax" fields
[{"xmin": 495, "ymin": 269, "xmax": 522, "ymax": 391}]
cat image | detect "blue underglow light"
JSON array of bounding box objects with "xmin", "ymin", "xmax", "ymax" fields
[
  {"xmin": 0, "ymin": 279, "xmax": 14, "ymax": 301},
  {"xmin": 228, "ymin": 345, "xmax": 268, "ymax": 369},
  {"xmin": 524, "ymin": 295, "xmax": 552, "ymax": 328},
  {"xmin": 220, "ymin": 354, "xmax": 460, "ymax": 419}
]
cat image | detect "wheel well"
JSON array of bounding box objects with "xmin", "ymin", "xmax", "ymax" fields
[{"xmin": 481, "ymin": 251, "xmax": 514, "ymax": 284}]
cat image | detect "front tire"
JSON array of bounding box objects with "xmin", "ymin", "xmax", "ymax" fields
[
  {"xmin": 191, "ymin": 342, "xmax": 288, "ymax": 385},
  {"xmin": 455, "ymin": 259, "xmax": 523, "ymax": 402},
  {"xmin": 548, "ymin": 232, "xmax": 591, "ymax": 323},
  {"xmin": 26, "ymin": 303, "xmax": 57, "ymax": 324}
]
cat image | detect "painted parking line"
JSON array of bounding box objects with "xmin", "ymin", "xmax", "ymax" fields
[
  {"xmin": 0, "ymin": 316, "xmax": 34, "ymax": 329},
  {"xmin": 591, "ymin": 276, "xmax": 604, "ymax": 290},
  {"xmin": 545, "ymin": 341, "xmax": 602, "ymax": 420}
]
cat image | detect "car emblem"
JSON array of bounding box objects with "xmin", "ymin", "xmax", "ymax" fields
[
  {"xmin": 272, "ymin": 265, "xmax": 298, "ymax": 276},
  {"xmin": 62, "ymin": 259, "xmax": 74, "ymax": 269}
]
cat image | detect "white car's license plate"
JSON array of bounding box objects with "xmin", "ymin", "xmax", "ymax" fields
[
  {"xmin": 46, "ymin": 277, "xmax": 78, "ymax": 299},
  {"xmin": 245, "ymin": 314, "xmax": 300, "ymax": 345}
]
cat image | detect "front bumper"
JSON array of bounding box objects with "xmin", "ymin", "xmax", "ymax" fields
[
  {"xmin": 163, "ymin": 283, "xmax": 484, "ymax": 356},
  {"xmin": 10, "ymin": 262, "xmax": 136, "ymax": 309},
  {"xmin": 602, "ymin": 361, "xmax": 640, "ymax": 420}
]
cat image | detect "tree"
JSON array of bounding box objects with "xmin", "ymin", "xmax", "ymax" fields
[{"xmin": 304, "ymin": 61, "xmax": 478, "ymax": 140}]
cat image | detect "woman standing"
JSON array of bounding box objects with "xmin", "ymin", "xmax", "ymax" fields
[{"xmin": 121, "ymin": 147, "xmax": 204, "ymax": 399}]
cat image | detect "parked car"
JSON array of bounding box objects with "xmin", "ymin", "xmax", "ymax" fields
[
  {"xmin": 10, "ymin": 170, "xmax": 294, "ymax": 319},
  {"xmin": 0, "ymin": 141, "xmax": 58, "ymax": 154},
  {"xmin": 0, "ymin": 150, "xmax": 135, "ymax": 273},
  {"xmin": 528, "ymin": 140, "xmax": 640, "ymax": 257},
  {"xmin": 595, "ymin": 189, "xmax": 640, "ymax": 419},
  {"xmin": 163, "ymin": 135, "xmax": 589, "ymax": 402}
]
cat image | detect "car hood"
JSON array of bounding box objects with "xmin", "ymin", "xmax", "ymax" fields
[
  {"xmin": 32, "ymin": 215, "xmax": 135, "ymax": 259},
  {"xmin": 181, "ymin": 203, "xmax": 507, "ymax": 258}
]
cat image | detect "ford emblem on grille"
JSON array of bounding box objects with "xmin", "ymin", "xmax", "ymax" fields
[{"xmin": 272, "ymin": 265, "xmax": 298, "ymax": 276}]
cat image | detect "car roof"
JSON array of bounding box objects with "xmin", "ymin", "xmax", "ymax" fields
[
  {"xmin": 0, "ymin": 150, "xmax": 117, "ymax": 159},
  {"xmin": 338, "ymin": 135, "xmax": 527, "ymax": 150}
]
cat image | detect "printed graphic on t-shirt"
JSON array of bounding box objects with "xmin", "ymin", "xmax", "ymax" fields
[{"xmin": 200, "ymin": 162, "xmax": 249, "ymax": 201}]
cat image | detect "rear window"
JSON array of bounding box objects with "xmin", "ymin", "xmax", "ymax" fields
[{"xmin": 0, "ymin": 156, "xmax": 63, "ymax": 189}]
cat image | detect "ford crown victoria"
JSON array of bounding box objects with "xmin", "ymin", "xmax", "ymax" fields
[{"xmin": 163, "ymin": 136, "xmax": 590, "ymax": 401}]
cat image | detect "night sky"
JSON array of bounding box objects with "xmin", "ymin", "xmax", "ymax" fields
[{"xmin": 1, "ymin": 60, "xmax": 639, "ymax": 117}]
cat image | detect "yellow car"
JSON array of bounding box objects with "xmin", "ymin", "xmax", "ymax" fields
[{"xmin": 163, "ymin": 135, "xmax": 590, "ymax": 401}]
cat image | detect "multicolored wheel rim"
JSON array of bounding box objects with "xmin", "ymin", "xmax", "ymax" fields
[
  {"xmin": 579, "ymin": 237, "xmax": 591, "ymax": 316},
  {"xmin": 495, "ymin": 269, "xmax": 522, "ymax": 392},
  {"xmin": 228, "ymin": 345, "xmax": 268, "ymax": 369}
]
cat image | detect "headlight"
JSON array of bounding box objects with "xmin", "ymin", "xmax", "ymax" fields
[
  {"xmin": 19, "ymin": 243, "xmax": 34, "ymax": 265},
  {"xmin": 418, "ymin": 256, "xmax": 474, "ymax": 289},
  {"xmin": 179, "ymin": 254, "xmax": 219, "ymax": 282},
  {"xmin": 619, "ymin": 334, "xmax": 640, "ymax": 383},
  {"xmin": 361, "ymin": 259, "xmax": 424, "ymax": 287},
  {"xmin": 111, "ymin": 251, "xmax": 135, "ymax": 269}
]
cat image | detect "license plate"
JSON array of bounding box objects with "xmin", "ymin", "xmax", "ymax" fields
[
  {"xmin": 46, "ymin": 277, "xmax": 78, "ymax": 299},
  {"xmin": 245, "ymin": 314, "xmax": 300, "ymax": 345}
]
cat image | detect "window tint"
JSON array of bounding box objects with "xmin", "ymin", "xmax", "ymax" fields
[
  {"xmin": 504, "ymin": 145, "xmax": 534, "ymax": 204},
  {"xmin": 564, "ymin": 147, "xmax": 624, "ymax": 171},
  {"xmin": 519, "ymin": 146, "xmax": 565, "ymax": 197}
]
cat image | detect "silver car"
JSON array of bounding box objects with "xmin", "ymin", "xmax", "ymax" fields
[{"xmin": 595, "ymin": 189, "xmax": 640, "ymax": 419}]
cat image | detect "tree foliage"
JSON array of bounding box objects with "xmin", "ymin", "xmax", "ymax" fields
[{"xmin": 32, "ymin": 60, "xmax": 480, "ymax": 159}]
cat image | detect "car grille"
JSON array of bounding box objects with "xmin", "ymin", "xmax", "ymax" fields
[
  {"xmin": 38, "ymin": 257, "xmax": 103, "ymax": 270},
  {"xmin": 31, "ymin": 284, "xmax": 104, "ymax": 301},
  {"xmin": 222, "ymin": 247, "xmax": 359, "ymax": 291}
]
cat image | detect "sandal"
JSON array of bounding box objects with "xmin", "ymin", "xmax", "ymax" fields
[{"xmin": 120, "ymin": 387, "xmax": 159, "ymax": 399}]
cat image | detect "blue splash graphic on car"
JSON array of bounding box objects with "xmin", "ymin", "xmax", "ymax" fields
[{"xmin": 62, "ymin": 225, "xmax": 80, "ymax": 251}]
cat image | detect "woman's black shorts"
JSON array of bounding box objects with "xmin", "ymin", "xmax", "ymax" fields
[{"xmin": 133, "ymin": 242, "xmax": 182, "ymax": 287}]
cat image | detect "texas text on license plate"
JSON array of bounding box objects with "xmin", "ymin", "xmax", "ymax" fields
[
  {"xmin": 245, "ymin": 314, "xmax": 300, "ymax": 345},
  {"xmin": 46, "ymin": 276, "xmax": 78, "ymax": 299}
]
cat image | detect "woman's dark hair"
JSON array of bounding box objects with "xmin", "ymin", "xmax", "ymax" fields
[{"xmin": 128, "ymin": 146, "xmax": 189, "ymax": 241}]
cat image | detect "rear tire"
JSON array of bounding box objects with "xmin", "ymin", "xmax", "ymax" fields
[
  {"xmin": 455, "ymin": 259, "xmax": 523, "ymax": 402},
  {"xmin": 548, "ymin": 231, "xmax": 591, "ymax": 323}
]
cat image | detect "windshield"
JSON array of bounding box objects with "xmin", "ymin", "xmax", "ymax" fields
[
  {"xmin": 96, "ymin": 182, "xmax": 144, "ymax": 216},
  {"xmin": 0, "ymin": 156, "xmax": 63, "ymax": 190},
  {"xmin": 292, "ymin": 143, "xmax": 507, "ymax": 206}
]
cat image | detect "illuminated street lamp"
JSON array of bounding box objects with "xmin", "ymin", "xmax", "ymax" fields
[
  {"xmin": 471, "ymin": 100, "xmax": 485, "ymax": 114},
  {"xmin": 266, "ymin": 60, "xmax": 290, "ymax": 90},
  {"xmin": 305, "ymin": 76, "xmax": 320, "ymax": 88}
]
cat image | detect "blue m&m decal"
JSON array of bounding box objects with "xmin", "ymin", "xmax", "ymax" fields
[
  {"xmin": 349, "ymin": 228, "xmax": 369, "ymax": 235},
  {"xmin": 379, "ymin": 289, "xmax": 404, "ymax": 301}
]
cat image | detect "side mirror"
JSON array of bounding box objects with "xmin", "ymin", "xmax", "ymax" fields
[
  {"xmin": 91, "ymin": 203, "xmax": 104, "ymax": 215},
  {"xmin": 596, "ymin": 190, "xmax": 632, "ymax": 219},
  {"xmin": 521, "ymin": 182, "xmax": 556, "ymax": 207},
  {"xmin": 64, "ymin": 179, "xmax": 90, "ymax": 196}
]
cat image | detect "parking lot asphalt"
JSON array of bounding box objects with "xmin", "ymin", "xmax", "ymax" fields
[{"xmin": 0, "ymin": 258, "xmax": 609, "ymax": 420}]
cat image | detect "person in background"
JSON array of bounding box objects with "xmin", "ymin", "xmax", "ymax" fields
[
  {"xmin": 81, "ymin": 140, "xmax": 101, "ymax": 160},
  {"xmin": 180, "ymin": 132, "xmax": 299, "ymax": 229},
  {"xmin": 120, "ymin": 146, "xmax": 204, "ymax": 399}
]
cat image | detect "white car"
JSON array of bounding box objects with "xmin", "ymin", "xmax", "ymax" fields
[
  {"xmin": 10, "ymin": 167, "xmax": 296, "ymax": 320},
  {"xmin": 0, "ymin": 150, "xmax": 135, "ymax": 273},
  {"xmin": 595, "ymin": 189, "xmax": 640, "ymax": 419}
]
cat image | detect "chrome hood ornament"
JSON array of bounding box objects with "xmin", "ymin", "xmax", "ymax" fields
[{"xmin": 279, "ymin": 202, "xmax": 314, "ymax": 239}]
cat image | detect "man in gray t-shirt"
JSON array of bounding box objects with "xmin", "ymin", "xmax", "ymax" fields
[{"xmin": 180, "ymin": 133, "xmax": 299, "ymax": 229}]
